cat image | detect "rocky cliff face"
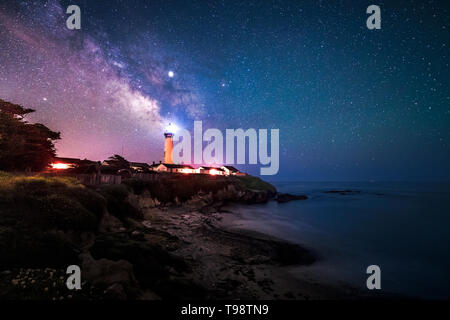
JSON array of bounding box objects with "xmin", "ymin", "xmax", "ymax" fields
[
  {"xmin": 123, "ymin": 174, "xmax": 276, "ymax": 205},
  {"xmin": 0, "ymin": 174, "xmax": 280, "ymax": 300},
  {"xmin": 127, "ymin": 179, "xmax": 276, "ymax": 213}
]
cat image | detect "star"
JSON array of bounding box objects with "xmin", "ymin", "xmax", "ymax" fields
[{"xmin": 0, "ymin": 0, "xmax": 447, "ymax": 181}]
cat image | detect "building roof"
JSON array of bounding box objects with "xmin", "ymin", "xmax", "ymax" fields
[
  {"xmin": 130, "ymin": 162, "xmax": 150, "ymax": 168},
  {"xmin": 222, "ymin": 166, "xmax": 239, "ymax": 172},
  {"xmin": 53, "ymin": 157, "xmax": 82, "ymax": 163},
  {"xmin": 53, "ymin": 157, "xmax": 97, "ymax": 165},
  {"xmin": 159, "ymin": 163, "xmax": 195, "ymax": 169},
  {"xmin": 199, "ymin": 166, "xmax": 224, "ymax": 171}
]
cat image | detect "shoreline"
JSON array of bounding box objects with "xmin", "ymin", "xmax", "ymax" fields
[
  {"xmin": 0, "ymin": 174, "xmax": 399, "ymax": 300},
  {"xmin": 140, "ymin": 204, "xmax": 365, "ymax": 299}
]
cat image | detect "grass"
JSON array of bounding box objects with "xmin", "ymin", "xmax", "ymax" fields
[
  {"xmin": 123, "ymin": 175, "xmax": 232, "ymax": 203},
  {"xmin": 0, "ymin": 267, "xmax": 106, "ymax": 300},
  {"xmin": 123, "ymin": 174, "xmax": 277, "ymax": 204},
  {"xmin": 0, "ymin": 172, "xmax": 106, "ymax": 268},
  {"xmin": 230, "ymin": 175, "xmax": 277, "ymax": 193},
  {"xmin": 0, "ymin": 172, "xmax": 105, "ymax": 231},
  {"xmin": 98, "ymin": 184, "xmax": 142, "ymax": 220}
]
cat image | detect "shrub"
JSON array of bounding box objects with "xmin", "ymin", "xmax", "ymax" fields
[
  {"xmin": 0, "ymin": 174, "xmax": 106, "ymax": 231},
  {"xmin": 123, "ymin": 176, "xmax": 231, "ymax": 204},
  {"xmin": 0, "ymin": 228, "xmax": 79, "ymax": 268},
  {"xmin": 98, "ymin": 184, "xmax": 142, "ymax": 220},
  {"xmin": 231, "ymin": 175, "xmax": 277, "ymax": 193},
  {"xmin": 123, "ymin": 174, "xmax": 276, "ymax": 204}
]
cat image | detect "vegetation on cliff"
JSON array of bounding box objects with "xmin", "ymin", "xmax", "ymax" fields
[
  {"xmin": 0, "ymin": 172, "xmax": 276, "ymax": 239},
  {"xmin": 229, "ymin": 175, "xmax": 276, "ymax": 194},
  {"xmin": 0, "ymin": 173, "xmax": 104, "ymax": 232},
  {"xmin": 0, "ymin": 173, "xmax": 105, "ymax": 269},
  {"xmin": 0, "ymin": 171, "xmax": 285, "ymax": 299},
  {"xmin": 123, "ymin": 174, "xmax": 277, "ymax": 204}
]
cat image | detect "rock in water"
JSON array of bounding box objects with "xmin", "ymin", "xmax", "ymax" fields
[
  {"xmin": 276, "ymin": 193, "xmax": 308, "ymax": 203},
  {"xmin": 324, "ymin": 190, "xmax": 361, "ymax": 195}
]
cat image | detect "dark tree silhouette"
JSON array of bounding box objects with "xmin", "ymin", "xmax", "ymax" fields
[
  {"xmin": 104, "ymin": 154, "xmax": 130, "ymax": 170},
  {"xmin": 0, "ymin": 99, "xmax": 61, "ymax": 171}
]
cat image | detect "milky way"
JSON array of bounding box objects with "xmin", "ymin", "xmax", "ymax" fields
[
  {"xmin": 0, "ymin": 0, "xmax": 449, "ymax": 180},
  {"xmin": 0, "ymin": 0, "xmax": 203, "ymax": 163}
]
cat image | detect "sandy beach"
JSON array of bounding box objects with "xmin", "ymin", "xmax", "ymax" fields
[{"xmin": 137, "ymin": 204, "xmax": 363, "ymax": 299}]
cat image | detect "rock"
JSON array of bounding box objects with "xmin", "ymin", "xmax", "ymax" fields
[
  {"xmin": 141, "ymin": 220, "xmax": 152, "ymax": 229},
  {"xmin": 214, "ymin": 184, "xmax": 239, "ymax": 201},
  {"xmin": 184, "ymin": 194, "xmax": 213, "ymax": 211},
  {"xmin": 154, "ymin": 278, "xmax": 207, "ymax": 300},
  {"xmin": 90, "ymin": 234, "xmax": 188, "ymax": 294},
  {"xmin": 130, "ymin": 230, "xmax": 145, "ymax": 241},
  {"xmin": 128, "ymin": 192, "xmax": 160, "ymax": 210},
  {"xmin": 98, "ymin": 210, "xmax": 123, "ymax": 233},
  {"xmin": 284, "ymin": 291, "xmax": 295, "ymax": 299},
  {"xmin": 104, "ymin": 283, "xmax": 127, "ymax": 300},
  {"xmin": 0, "ymin": 228, "xmax": 80, "ymax": 268},
  {"xmin": 245, "ymin": 255, "xmax": 270, "ymax": 264},
  {"xmin": 199, "ymin": 205, "xmax": 218, "ymax": 214},
  {"xmin": 239, "ymin": 189, "xmax": 272, "ymax": 204},
  {"xmin": 276, "ymin": 193, "xmax": 308, "ymax": 203},
  {"xmin": 324, "ymin": 190, "xmax": 361, "ymax": 195},
  {"xmin": 140, "ymin": 289, "xmax": 161, "ymax": 300},
  {"xmin": 79, "ymin": 253, "xmax": 139, "ymax": 298}
]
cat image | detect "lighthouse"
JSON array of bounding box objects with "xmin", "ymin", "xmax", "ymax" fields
[{"xmin": 163, "ymin": 128, "xmax": 174, "ymax": 164}]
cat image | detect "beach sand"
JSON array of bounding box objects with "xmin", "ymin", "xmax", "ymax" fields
[{"xmin": 141, "ymin": 205, "xmax": 363, "ymax": 299}]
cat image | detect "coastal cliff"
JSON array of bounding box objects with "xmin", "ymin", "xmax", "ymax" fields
[{"xmin": 0, "ymin": 172, "xmax": 353, "ymax": 300}]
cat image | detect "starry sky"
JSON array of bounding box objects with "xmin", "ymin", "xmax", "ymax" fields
[{"xmin": 0, "ymin": 0, "xmax": 449, "ymax": 181}]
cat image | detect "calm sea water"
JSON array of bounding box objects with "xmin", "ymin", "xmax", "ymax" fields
[{"xmin": 231, "ymin": 181, "xmax": 450, "ymax": 299}]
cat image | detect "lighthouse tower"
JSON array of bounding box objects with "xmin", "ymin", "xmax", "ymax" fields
[{"xmin": 163, "ymin": 131, "xmax": 174, "ymax": 164}]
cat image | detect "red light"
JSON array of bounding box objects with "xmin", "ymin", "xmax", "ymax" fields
[{"xmin": 51, "ymin": 163, "xmax": 70, "ymax": 170}]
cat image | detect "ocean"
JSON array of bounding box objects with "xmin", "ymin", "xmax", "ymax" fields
[{"xmin": 231, "ymin": 181, "xmax": 450, "ymax": 299}]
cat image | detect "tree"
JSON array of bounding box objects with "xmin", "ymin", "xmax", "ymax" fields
[
  {"xmin": 0, "ymin": 99, "xmax": 61, "ymax": 171},
  {"xmin": 104, "ymin": 154, "xmax": 130, "ymax": 170},
  {"xmin": 0, "ymin": 99, "xmax": 35, "ymax": 118}
]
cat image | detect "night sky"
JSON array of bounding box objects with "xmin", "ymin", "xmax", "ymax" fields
[{"xmin": 0, "ymin": 0, "xmax": 449, "ymax": 181}]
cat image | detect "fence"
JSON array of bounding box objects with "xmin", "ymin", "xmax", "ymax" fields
[
  {"xmin": 73, "ymin": 174, "xmax": 122, "ymax": 185},
  {"xmin": 131, "ymin": 172, "xmax": 160, "ymax": 181},
  {"xmin": 33, "ymin": 171, "xmax": 229, "ymax": 186}
]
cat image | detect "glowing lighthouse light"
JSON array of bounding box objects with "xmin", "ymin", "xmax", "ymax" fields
[{"xmin": 165, "ymin": 123, "xmax": 179, "ymax": 134}]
